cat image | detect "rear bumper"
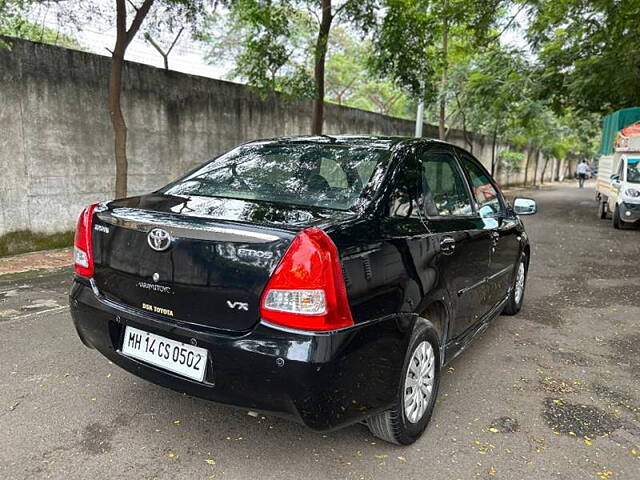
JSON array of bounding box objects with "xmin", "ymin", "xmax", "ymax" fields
[{"xmin": 69, "ymin": 279, "xmax": 411, "ymax": 431}]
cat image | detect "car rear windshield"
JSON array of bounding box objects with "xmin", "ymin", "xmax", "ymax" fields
[{"xmin": 160, "ymin": 142, "xmax": 392, "ymax": 210}]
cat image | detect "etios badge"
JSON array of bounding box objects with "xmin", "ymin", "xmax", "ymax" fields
[{"xmin": 147, "ymin": 228, "xmax": 172, "ymax": 252}]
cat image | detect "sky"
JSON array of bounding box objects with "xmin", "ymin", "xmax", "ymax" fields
[{"xmin": 32, "ymin": 0, "xmax": 227, "ymax": 79}]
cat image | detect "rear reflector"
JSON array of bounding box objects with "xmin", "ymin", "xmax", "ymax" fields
[
  {"xmin": 260, "ymin": 227, "xmax": 353, "ymax": 331},
  {"xmin": 73, "ymin": 203, "xmax": 98, "ymax": 278}
]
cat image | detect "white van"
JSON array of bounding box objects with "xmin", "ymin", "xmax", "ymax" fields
[{"xmin": 597, "ymin": 154, "xmax": 640, "ymax": 228}]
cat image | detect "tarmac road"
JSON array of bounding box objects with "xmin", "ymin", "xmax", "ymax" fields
[{"xmin": 1, "ymin": 181, "xmax": 639, "ymax": 480}]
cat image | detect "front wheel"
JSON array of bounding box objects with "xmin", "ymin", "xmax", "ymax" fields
[
  {"xmin": 503, "ymin": 255, "xmax": 528, "ymax": 315},
  {"xmin": 366, "ymin": 322, "xmax": 440, "ymax": 445},
  {"xmin": 612, "ymin": 204, "xmax": 624, "ymax": 229}
]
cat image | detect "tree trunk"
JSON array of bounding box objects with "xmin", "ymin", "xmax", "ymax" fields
[
  {"xmin": 110, "ymin": 51, "xmax": 128, "ymax": 199},
  {"xmin": 540, "ymin": 157, "xmax": 550, "ymax": 185},
  {"xmin": 110, "ymin": 3, "xmax": 129, "ymax": 199},
  {"xmin": 311, "ymin": 0, "xmax": 332, "ymax": 135},
  {"xmin": 523, "ymin": 148, "xmax": 532, "ymax": 185},
  {"xmin": 438, "ymin": 7, "xmax": 449, "ymax": 141},
  {"xmin": 555, "ymin": 158, "xmax": 562, "ymax": 181},
  {"xmin": 460, "ymin": 108, "xmax": 472, "ymax": 152},
  {"xmin": 109, "ymin": 0, "xmax": 155, "ymax": 198},
  {"xmin": 556, "ymin": 157, "xmax": 563, "ymax": 181},
  {"xmin": 490, "ymin": 126, "xmax": 498, "ymax": 176},
  {"xmin": 533, "ymin": 149, "xmax": 540, "ymax": 186}
]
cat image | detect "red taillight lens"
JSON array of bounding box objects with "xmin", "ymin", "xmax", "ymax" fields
[
  {"xmin": 73, "ymin": 203, "xmax": 98, "ymax": 278},
  {"xmin": 260, "ymin": 227, "xmax": 354, "ymax": 331}
]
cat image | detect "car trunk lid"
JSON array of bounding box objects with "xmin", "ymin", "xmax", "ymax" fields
[{"xmin": 90, "ymin": 194, "xmax": 356, "ymax": 332}]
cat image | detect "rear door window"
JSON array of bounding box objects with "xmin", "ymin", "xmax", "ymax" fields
[
  {"xmin": 389, "ymin": 153, "xmax": 422, "ymax": 218},
  {"xmin": 420, "ymin": 150, "xmax": 473, "ymax": 217}
]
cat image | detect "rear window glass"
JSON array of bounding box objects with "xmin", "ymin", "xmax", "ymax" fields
[{"xmin": 161, "ymin": 142, "xmax": 391, "ymax": 210}]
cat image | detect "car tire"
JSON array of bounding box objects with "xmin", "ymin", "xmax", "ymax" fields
[
  {"xmin": 598, "ymin": 201, "xmax": 608, "ymax": 219},
  {"xmin": 612, "ymin": 204, "xmax": 623, "ymax": 229},
  {"xmin": 503, "ymin": 254, "xmax": 528, "ymax": 316},
  {"xmin": 366, "ymin": 321, "xmax": 440, "ymax": 445}
]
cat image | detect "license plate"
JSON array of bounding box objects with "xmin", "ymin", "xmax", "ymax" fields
[{"xmin": 121, "ymin": 326, "xmax": 208, "ymax": 382}]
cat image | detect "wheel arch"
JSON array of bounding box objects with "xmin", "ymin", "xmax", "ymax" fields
[
  {"xmin": 522, "ymin": 243, "xmax": 531, "ymax": 265},
  {"xmin": 417, "ymin": 300, "xmax": 450, "ymax": 366}
]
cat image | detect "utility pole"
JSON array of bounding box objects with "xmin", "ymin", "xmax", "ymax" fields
[{"xmin": 415, "ymin": 100, "xmax": 425, "ymax": 137}]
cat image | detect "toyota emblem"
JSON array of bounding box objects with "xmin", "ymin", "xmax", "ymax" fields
[{"xmin": 147, "ymin": 228, "xmax": 172, "ymax": 252}]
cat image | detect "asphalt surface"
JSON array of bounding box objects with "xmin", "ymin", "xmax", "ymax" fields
[{"xmin": 1, "ymin": 181, "xmax": 639, "ymax": 480}]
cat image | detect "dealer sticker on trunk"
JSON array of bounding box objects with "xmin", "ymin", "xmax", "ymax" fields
[
  {"xmin": 142, "ymin": 302, "xmax": 174, "ymax": 316},
  {"xmin": 121, "ymin": 326, "xmax": 208, "ymax": 382}
]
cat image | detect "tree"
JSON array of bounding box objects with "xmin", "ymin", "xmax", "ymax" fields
[
  {"xmin": 1, "ymin": 16, "xmax": 82, "ymax": 49},
  {"xmin": 308, "ymin": 0, "xmax": 377, "ymax": 134},
  {"xmin": 498, "ymin": 150, "xmax": 523, "ymax": 185},
  {"xmin": 208, "ymin": 0, "xmax": 377, "ymax": 134},
  {"xmin": 108, "ymin": 0, "xmax": 209, "ymax": 198},
  {"xmin": 370, "ymin": 0, "xmax": 436, "ymax": 109},
  {"xmin": 432, "ymin": 0, "xmax": 504, "ymax": 140},
  {"xmin": 144, "ymin": 27, "xmax": 183, "ymax": 70},
  {"xmin": 372, "ymin": 0, "xmax": 504, "ymax": 140},
  {"xmin": 3, "ymin": 0, "xmax": 211, "ymax": 198},
  {"xmin": 200, "ymin": 3, "xmax": 315, "ymax": 97},
  {"xmin": 0, "ymin": 0, "xmax": 82, "ymax": 49},
  {"xmin": 528, "ymin": 0, "xmax": 640, "ymax": 115},
  {"xmin": 324, "ymin": 27, "xmax": 365, "ymax": 105},
  {"xmin": 109, "ymin": 0, "xmax": 156, "ymax": 198},
  {"xmin": 462, "ymin": 46, "xmax": 532, "ymax": 175}
]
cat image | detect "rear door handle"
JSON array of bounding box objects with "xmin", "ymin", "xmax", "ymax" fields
[{"xmin": 440, "ymin": 236, "xmax": 456, "ymax": 255}]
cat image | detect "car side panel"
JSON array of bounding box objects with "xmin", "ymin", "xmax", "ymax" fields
[
  {"xmin": 331, "ymin": 217, "xmax": 431, "ymax": 323},
  {"xmin": 423, "ymin": 217, "xmax": 493, "ymax": 338},
  {"xmin": 486, "ymin": 214, "xmax": 523, "ymax": 307}
]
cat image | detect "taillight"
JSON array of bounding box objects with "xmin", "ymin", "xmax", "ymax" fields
[
  {"xmin": 260, "ymin": 227, "xmax": 354, "ymax": 331},
  {"xmin": 73, "ymin": 203, "xmax": 98, "ymax": 278}
]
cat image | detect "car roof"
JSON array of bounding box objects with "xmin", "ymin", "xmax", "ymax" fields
[{"xmin": 243, "ymin": 134, "xmax": 452, "ymax": 150}]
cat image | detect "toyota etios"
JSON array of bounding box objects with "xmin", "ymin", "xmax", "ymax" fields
[{"xmin": 70, "ymin": 136, "xmax": 536, "ymax": 445}]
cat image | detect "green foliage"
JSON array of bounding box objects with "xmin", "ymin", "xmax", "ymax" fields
[
  {"xmin": 371, "ymin": 0, "xmax": 505, "ymax": 102},
  {"xmin": 324, "ymin": 28, "xmax": 411, "ymax": 117},
  {"xmin": 528, "ymin": 0, "xmax": 640, "ymax": 114},
  {"xmin": 0, "ymin": 12, "xmax": 82, "ymax": 49},
  {"xmin": 200, "ymin": 2, "xmax": 316, "ymax": 97},
  {"xmin": 370, "ymin": 0, "xmax": 436, "ymax": 100},
  {"xmin": 324, "ymin": 27, "xmax": 366, "ymax": 105},
  {"xmin": 499, "ymin": 150, "xmax": 524, "ymax": 174}
]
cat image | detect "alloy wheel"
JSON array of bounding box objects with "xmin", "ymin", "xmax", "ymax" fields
[
  {"xmin": 514, "ymin": 261, "xmax": 525, "ymax": 305},
  {"xmin": 403, "ymin": 341, "xmax": 436, "ymax": 423}
]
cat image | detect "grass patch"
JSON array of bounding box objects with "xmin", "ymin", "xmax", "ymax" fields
[{"xmin": 0, "ymin": 230, "xmax": 74, "ymax": 257}]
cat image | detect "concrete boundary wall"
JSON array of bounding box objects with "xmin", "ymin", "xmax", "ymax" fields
[{"xmin": 0, "ymin": 38, "xmax": 551, "ymax": 236}]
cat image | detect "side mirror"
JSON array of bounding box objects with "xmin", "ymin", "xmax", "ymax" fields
[
  {"xmin": 513, "ymin": 197, "xmax": 537, "ymax": 215},
  {"xmin": 610, "ymin": 174, "xmax": 620, "ymax": 182}
]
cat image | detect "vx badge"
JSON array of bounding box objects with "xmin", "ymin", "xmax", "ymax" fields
[{"xmin": 227, "ymin": 300, "xmax": 249, "ymax": 311}]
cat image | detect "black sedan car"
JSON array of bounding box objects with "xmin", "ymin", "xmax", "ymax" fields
[{"xmin": 70, "ymin": 135, "xmax": 536, "ymax": 445}]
